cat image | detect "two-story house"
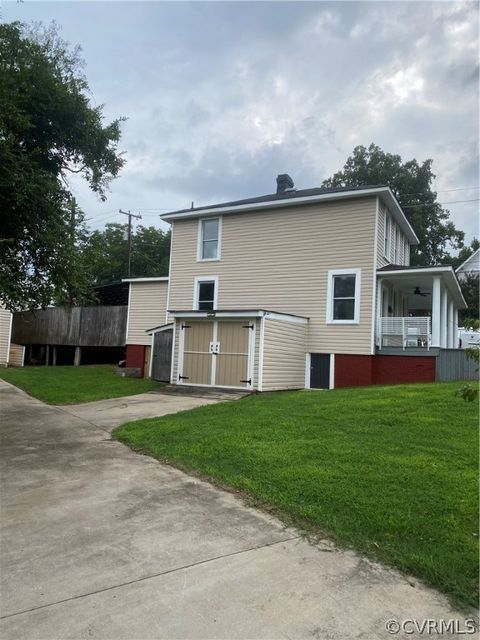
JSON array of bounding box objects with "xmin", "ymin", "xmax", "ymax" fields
[{"xmin": 124, "ymin": 175, "xmax": 467, "ymax": 390}]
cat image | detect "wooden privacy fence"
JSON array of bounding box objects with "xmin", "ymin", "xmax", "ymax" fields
[
  {"xmin": 436, "ymin": 349, "xmax": 478, "ymax": 382},
  {"xmin": 12, "ymin": 306, "xmax": 127, "ymax": 347}
]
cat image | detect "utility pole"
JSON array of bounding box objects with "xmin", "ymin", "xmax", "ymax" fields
[{"xmin": 119, "ymin": 209, "xmax": 142, "ymax": 276}]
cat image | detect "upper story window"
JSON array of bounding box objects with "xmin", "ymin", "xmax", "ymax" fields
[
  {"xmin": 198, "ymin": 217, "xmax": 221, "ymax": 261},
  {"xmin": 327, "ymin": 269, "xmax": 361, "ymax": 324},
  {"xmin": 384, "ymin": 213, "xmax": 390, "ymax": 258},
  {"xmin": 194, "ymin": 276, "xmax": 218, "ymax": 310},
  {"xmin": 404, "ymin": 238, "xmax": 410, "ymax": 265},
  {"xmin": 394, "ymin": 225, "xmax": 400, "ymax": 263}
]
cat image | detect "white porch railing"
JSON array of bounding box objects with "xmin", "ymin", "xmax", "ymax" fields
[{"xmin": 378, "ymin": 317, "xmax": 431, "ymax": 350}]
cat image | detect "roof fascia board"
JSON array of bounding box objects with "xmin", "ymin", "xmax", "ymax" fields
[{"xmin": 121, "ymin": 277, "xmax": 169, "ymax": 283}]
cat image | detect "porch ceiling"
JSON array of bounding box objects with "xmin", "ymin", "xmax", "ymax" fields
[{"xmin": 377, "ymin": 267, "xmax": 467, "ymax": 309}]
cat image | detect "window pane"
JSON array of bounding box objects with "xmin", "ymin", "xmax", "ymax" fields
[
  {"xmin": 202, "ymin": 219, "xmax": 218, "ymax": 241},
  {"xmin": 202, "ymin": 239, "xmax": 218, "ymax": 259},
  {"xmin": 333, "ymin": 275, "xmax": 355, "ymax": 298},
  {"xmin": 199, "ymin": 300, "xmax": 214, "ymax": 311},
  {"xmin": 199, "ymin": 282, "xmax": 215, "ymax": 301},
  {"xmin": 333, "ymin": 299, "xmax": 355, "ymax": 320}
]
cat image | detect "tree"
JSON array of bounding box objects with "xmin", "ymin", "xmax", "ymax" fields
[
  {"xmin": 82, "ymin": 223, "xmax": 171, "ymax": 285},
  {"xmin": 322, "ymin": 144, "xmax": 465, "ymax": 266},
  {"xmin": 0, "ymin": 22, "xmax": 125, "ymax": 310}
]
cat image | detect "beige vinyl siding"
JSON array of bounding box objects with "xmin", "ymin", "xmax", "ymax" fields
[
  {"xmin": 126, "ymin": 282, "xmax": 168, "ymax": 345},
  {"xmin": 377, "ymin": 203, "xmax": 390, "ymax": 268},
  {"xmin": 262, "ymin": 318, "xmax": 307, "ymax": 391},
  {"xmin": 0, "ymin": 307, "xmax": 12, "ymax": 367},
  {"xmin": 169, "ymin": 198, "xmax": 377, "ymax": 355}
]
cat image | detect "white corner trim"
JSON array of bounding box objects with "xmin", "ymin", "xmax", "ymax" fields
[
  {"xmin": 193, "ymin": 275, "xmax": 219, "ymax": 310},
  {"xmin": 6, "ymin": 312, "xmax": 13, "ymax": 365},
  {"xmin": 371, "ymin": 197, "xmax": 379, "ymax": 355},
  {"xmin": 125, "ymin": 283, "xmax": 131, "ymax": 344},
  {"xmin": 177, "ymin": 319, "xmax": 186, "ymax": 384},
  {"xmin": 257, "ymin": 316, "xmax": 266, "ymax": 392},
  {"xmin": 148, "ymin": 332, "xmax": 154, "ymax": 379},
  {"xmin": 326, "ymin": 268, "xmax": 362, "ymax": 325},
  {"xmin": 165, "ymin": 223, "xmax": 174, "ymax": 323},
  {"xmin": 329, "ymin": 354, "xmax": 335, "ymax": 389},
  {"xmin": 196, "ymin": 216, "xmax": 222, "ymax": 262},
  {"xmin": 169, "ymin": 320, "xmax": 176, "ymax": 383},
  {"xmin": 304, "ymin": 353, "xmax": 311, "ymax": 389}
]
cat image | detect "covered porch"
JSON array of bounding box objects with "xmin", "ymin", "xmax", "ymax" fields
[{"xmin": 375, "ymin": 266, "xmax": 467, "ymax": 351}]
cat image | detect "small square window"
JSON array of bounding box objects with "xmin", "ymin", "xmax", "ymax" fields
[{"xmin": 198, "ymin": 281, "xmax": 215, "ymax": 310}]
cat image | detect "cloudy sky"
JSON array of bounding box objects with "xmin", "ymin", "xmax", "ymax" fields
[{"xmin": 4, "ymin": 1, "xmax": 479, "ymax": 244}]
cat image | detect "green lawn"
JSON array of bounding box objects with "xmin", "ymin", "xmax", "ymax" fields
[
  {"xmin": 0, "ymin": 365, "xmax": 163, "ymax": 404},
  {"xmin": 114, "ymin": 382, "xmax": 479, "ymax": 610}
]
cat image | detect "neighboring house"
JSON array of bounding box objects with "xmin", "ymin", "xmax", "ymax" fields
[
  {"xmin": 123, "ymin": 277, "xmax": 169, "ymax": 376},
  {"xmin": 127, "ymin": 175, "xmax": 469, "ymax": 389},
  {"xmin": 0, "ymin": 306, "xmax": 13, "ymax": 367},
  {"xmin": 456, "ymin": 248, "xmax": 480, "ymax": 280}
]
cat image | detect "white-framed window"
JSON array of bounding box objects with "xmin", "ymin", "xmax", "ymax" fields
[
  {"xmin": 404, "ymin": 238, "xmax": 410, "ymax": 265},
  {"xmin": 394, "ymin": 226, "xmax": 400, "ymax": 264},
  {"xmin": 193, "ymin": 276, "xmax": 218, "ymax": 310},
  {"xmin": 384, "ymin": 212, "xmax": 390, "ymax": 258},
  {"xmin": 326, "ymin": 269, "xmax": 361, "ymax": 324},
  {"xmin": 197, "ymin": 217, "xmax": 221, "ymax": 261}
]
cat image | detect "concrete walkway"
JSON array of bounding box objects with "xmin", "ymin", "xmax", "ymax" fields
[{"xmin": 0, "ymin": 380, "xmax": 464, "ymax": 639}]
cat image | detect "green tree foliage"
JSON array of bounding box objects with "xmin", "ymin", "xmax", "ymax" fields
[
  {"xmin": 322, "ymin": 143, "xmax": 465, "ymax": 266},
  {"xmin": 82, "ymin": 223, "xmax": 171, "ymax": 285},
  {"xmin": 0, "ymin": 22, "xmax": 125, "ymax": 310}
]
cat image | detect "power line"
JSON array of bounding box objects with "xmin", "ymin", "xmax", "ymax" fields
[{"xmin": 401, "ymin": 198, "xmax": 479, "ymax": 208}]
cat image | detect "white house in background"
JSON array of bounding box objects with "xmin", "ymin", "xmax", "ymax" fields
[
  {"xmin": 456, "ymin": 248, "xmax": 480, "ymax": 280},
  {"xmin": 125, "ymin": 176, "xmax": 470, "ymax": 389}
]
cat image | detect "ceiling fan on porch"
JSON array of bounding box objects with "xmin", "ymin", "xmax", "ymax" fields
[{"xmin": 413, "ymin": 286, "xmax": 431, "ymax": 297}]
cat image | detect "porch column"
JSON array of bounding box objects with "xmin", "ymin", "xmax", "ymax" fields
[
  {"xmin": 376, "ymin": 278, "xmax": 383, "ymax": 349},
  {"xmin": 447, "ymin": 300, "xmax": 454, "ymax": 348},
  {"xmin": 431, "ymin": 276, "xmax": 441, "ymax": 347},
  {"xmin": 453, "ymin": 308, "xmax": 459, "ymax": 348},
  {"xmin": 440, "ymin": 287, "xmax": 448, "ymax": 348}
]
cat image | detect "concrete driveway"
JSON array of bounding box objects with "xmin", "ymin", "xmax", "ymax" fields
[{"xmin": 0, "ymin": 380, "xmax": 464, "ymax": 639}]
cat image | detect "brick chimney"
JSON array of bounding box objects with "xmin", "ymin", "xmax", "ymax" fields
[{"xmin": 276, "ymin": 174, "xmax": 294, "ymax": 194}]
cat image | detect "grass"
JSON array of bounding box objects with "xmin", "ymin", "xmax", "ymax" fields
[
  {"xmin": 0, "ymin": 365, "xmax": 163, "ymax": 404},
  {"xmin": 113, "ymin": 382, "xmax": 479, "ymax": 610}
]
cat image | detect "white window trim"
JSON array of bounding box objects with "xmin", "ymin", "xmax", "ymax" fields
[
  {"xmin": 193, "ymin": 275, "xmax": 219, "ymax": 311},
  {"xmin": 326, "ymin": 268, "xmax": 361, "ymax": 325},
  {"xmin": 197, "ymin": 216, "xmax": 222, "ymax": 262}
]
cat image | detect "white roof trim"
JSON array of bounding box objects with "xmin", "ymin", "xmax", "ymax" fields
[
  {"xmin": 161, "ymin": 187, "xmax": 419, "ymax": 245},
  {"xmin": 146, "ymin": 323, "xmax": 174, "ymax": 334},
  {"xmin": 122, "ymin": 277, "xmax": 169, "ymax": 283},
  {"xmin": 169, "ymin": 309, "xmax": 308, "ymax": 322}
]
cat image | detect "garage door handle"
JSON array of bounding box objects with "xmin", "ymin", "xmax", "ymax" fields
[
  {"xmin": 240, "ymin": 378, "xmax": 252, "ymax": 384},
  {"xmin": 178, "ymin": 375, "xmax": 189, "ymax": 380}
]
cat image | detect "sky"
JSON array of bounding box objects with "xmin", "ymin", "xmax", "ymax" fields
[{"xmin": 4, "ymin": 1, "xmax": 479, "ymax": 245}]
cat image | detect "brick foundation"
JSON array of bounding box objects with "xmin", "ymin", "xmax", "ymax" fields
[
  {"xmin": 335, "ymin": 355, "xmax": 374, "ymax": 388},
  {"xmin": 334, "ymin": 353, "xmax": 436, "ymax": 388},
  {"xmin": 373, "ymin": 355, "xmax": 436, "ymax": 385},
  {"xmin": 125, "ymin": 345, "xmax": 146, "ymax": 376}
]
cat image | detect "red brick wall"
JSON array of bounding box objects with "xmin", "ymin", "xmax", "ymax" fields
[
  {"xmin": 335, "ymin": 355, "xmax": 374, "ymax": 388},
  {"xmin": 126, "ymin": 345, "xmax": 146, "ymax": 375},
  {"xmin": 372, "ymin": 355, "xmax": 435, "ymax": 385}
]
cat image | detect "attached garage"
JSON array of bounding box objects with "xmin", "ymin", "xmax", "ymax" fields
[{"xmin": 171, "ymin": 310, "xmax": 308, "ymax": 392}]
